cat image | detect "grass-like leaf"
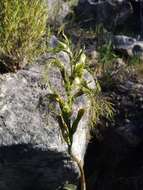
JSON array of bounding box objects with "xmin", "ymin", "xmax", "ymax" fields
[{"xmin": 0, "ymin": 0, "xmax": 48, "ymax": 72}]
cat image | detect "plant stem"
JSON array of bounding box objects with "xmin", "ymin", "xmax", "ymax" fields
[{"xmin": 69, "ymin": 149, "xmax": 86, "ymax": 190}]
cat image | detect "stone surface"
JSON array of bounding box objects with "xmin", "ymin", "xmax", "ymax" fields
[
  {"xmin": 84, "ymin": 70, "xmax": 143, "ymax": 190},
  {"xmin": 46, "ymin": 0, "xmax": 78, "ymax": 26},
  {"xmin": 75, "ymin": 0, "xmax": 133, "ymax": 29},
  {"xmin": 75, "ymin": 0, "xmax": 143, "ymax": 38},
  {"xmin": 112, "ymin": 35, "xmax": 143, "ymax": 58},
  {"xmin": 0, "ymin": 52, "xmax": 92, "ymax": 190}
]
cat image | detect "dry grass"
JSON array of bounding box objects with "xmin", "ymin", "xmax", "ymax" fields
[{"xmin": 0, "ymin": 0, "xmax": 48, "ymax": 72}]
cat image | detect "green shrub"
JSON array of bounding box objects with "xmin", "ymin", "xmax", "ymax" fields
[{"xmin": 0, "ymin": 0, "xmax": 48, "ymax": 72}]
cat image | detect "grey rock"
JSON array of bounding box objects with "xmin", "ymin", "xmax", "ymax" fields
[
  {"xmin": 75, "ymin": 0, "xmax": 132, "ymax": 29},
  {"xmin": 49, "ymin": 35, "xmax": 59, "ymax": 48},
  {"xmin": 0, "ymin": 52, "xmax": 93, "ymax": 190},
  {"xmin": 112, "ymin": 35, "xmax": 143, "ymax": 57},
  {"xmin": 46, "ymin": 0, "xmax": 78, "ymax": 26},
  {"xmin": 75, "ymin": 0, "xmax": 143, "ymax": 40},
  {"xmin": 80, "ymin": 0, "xmax": 126, "ymax": 4},
  {"xmin": 140, "ymin": 2, "xmax": 143, "ymax": 37},
  {"xmin": 85, "ymin": 73, "xmax": 143, "ymax": 190},
  {"xmin": 105, "ymin": 72, "xmax": 143, "ymax": 147}
]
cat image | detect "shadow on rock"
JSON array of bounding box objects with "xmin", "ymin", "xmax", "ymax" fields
[{"xmin": 0, "ymin": 144, "xmax": 78, "ymax": 190}]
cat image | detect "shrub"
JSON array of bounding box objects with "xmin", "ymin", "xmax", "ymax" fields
[{"xmin": 0, "ymin": 0, "xmax": 48, "ymax": 73}]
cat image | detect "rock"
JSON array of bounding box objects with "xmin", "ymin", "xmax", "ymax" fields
[
  {"xmin": 75, "ymin": 0, "xmax": 132, "ymax": 29},
  {"xmin": 46, "ymin": 0, "xmax": 78, "ymax": 26},
  {"xmin": 0, "ymin": 52, "xmax": 92, "ymax": 190},
  {"xmin": 112, "ymin": 58, "xmax": 125, "ymax": 69},
  {"xmin": 105, "ymin": 78, "xmax": 143, "ymax": 146},
  {"xmin": 84, "ymin": 72, "xmax": 143, "ymax": 190},
  {"xmin": 140, "ymin": 2, "xmax": 143, "ymax": 37},
  {"xmin": 75, "ymin": 0, "xmax": 143, "ymax": 39},
  {"xmin": 112, "ymin": 35, "xmax": 143, "ymax": 58}
]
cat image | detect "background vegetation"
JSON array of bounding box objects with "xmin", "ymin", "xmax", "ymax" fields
[{"xmin": 0, "ymin": 0, "xmax": 48, "ymax": 72}]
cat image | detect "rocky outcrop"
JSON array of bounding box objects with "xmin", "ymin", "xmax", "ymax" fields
[{"xmin": 0, "ymin": 52, "xmax": 92, "ymax": 190}]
